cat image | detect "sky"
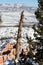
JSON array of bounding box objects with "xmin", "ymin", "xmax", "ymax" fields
[{"xmin": 0, "ymin": 0, "xmax": 38, "ymax": 7}]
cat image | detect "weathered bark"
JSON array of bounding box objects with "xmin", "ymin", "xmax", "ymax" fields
[
  {"xmin": 0, "ymin": 15, "xmax": 2, "ymax": 24},
  {"xmin": 16, "ymin": 11, "xmax": 24, "ymax": 60}
]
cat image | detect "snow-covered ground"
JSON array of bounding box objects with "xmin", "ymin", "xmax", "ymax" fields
[
  {"xmin": 0, "ymin": 11, "xmax": 38, "ymax": 26},
  {"xmin": 0, "ymin": 27, "xmax": 35, "ymax": 49}
]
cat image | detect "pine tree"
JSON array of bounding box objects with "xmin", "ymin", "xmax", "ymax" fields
[
  {"xmin": 32, "ymin": 0, "xmax": 43, "ymax": 64},
  {"xmin": 26, "ymin": 35, "xmax": 34, "ymax": 58}
]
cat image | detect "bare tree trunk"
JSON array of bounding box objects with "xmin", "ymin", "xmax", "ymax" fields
[
  {"xmin": 16, "ymin": 11, "xmax": 24, "ymax": 60},
  {"xmin": 0, "ymin": 15, "xmax": 2, "ymax": 24}
]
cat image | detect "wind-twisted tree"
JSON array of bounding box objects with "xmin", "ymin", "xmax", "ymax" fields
[
  {"xmin": 0, "ymin": 16, "xmax": 2, "ymax": 24},
  {"xmin": 16, "ymin": 11, "xmax": 24, "ymax": 60}
]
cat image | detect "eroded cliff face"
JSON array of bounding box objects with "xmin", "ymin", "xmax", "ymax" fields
[{"xmin": 0, "ymin": 43, "xmax": 16, "ymax": 64}]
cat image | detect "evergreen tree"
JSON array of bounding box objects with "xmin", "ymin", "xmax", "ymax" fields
[
  {"xmin": 32, "ymin": 0, "xmax": 43, "ymax": 64},
  {"xmin": 26, "ymin": 35, "xmax": 34, "ymax": 58}
]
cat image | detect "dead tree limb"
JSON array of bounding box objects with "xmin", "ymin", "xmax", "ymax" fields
[{"xmin": 16, "ymin": 11, "xmax": 24, "ymax": 60}]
